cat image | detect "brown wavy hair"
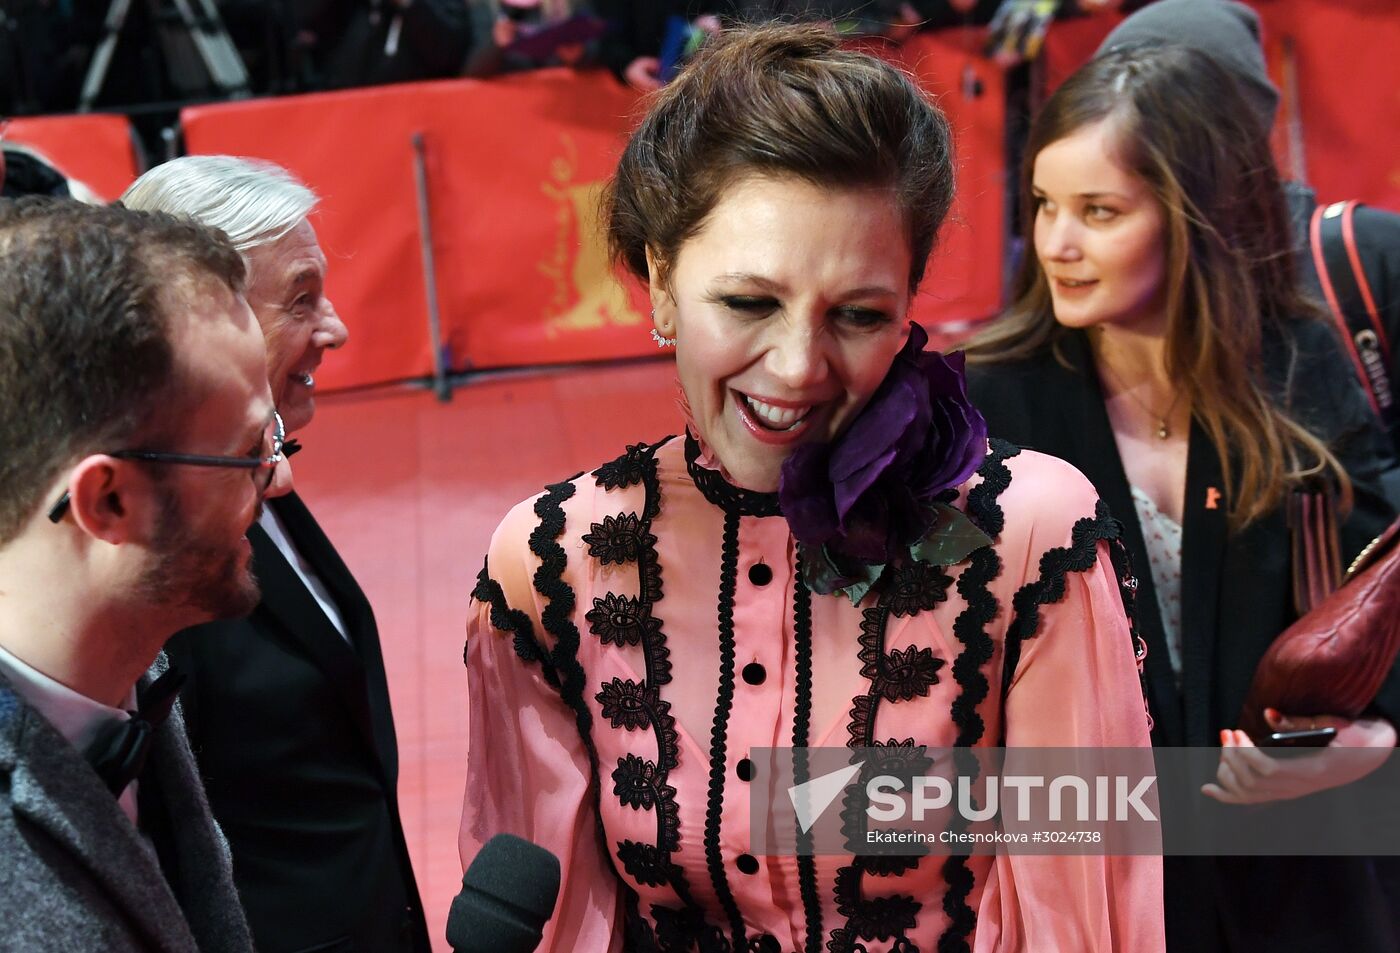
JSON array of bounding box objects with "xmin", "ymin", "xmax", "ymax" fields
[
  {"xmin": 965, "ymin": 44, "xmax": 1348, "ymax": 529},
  {"xmin": 0, "ymin": 197, "xmax": 245, "ymax": 543},
  {"xmin": 604, "ymin": 21, "xmax": 954, "ymax": 295}
]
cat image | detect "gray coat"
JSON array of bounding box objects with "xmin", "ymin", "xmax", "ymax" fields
[{"xmin": 0, "ymin": 653, "xmax": 253, "ymax": 952}]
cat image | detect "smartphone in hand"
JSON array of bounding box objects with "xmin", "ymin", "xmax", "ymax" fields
[{"xmin": 1263, "ymin": 727, "xmax": 1337, "ymax": 748}]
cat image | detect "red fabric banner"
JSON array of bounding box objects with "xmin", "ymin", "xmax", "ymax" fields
[
  {"xmin": 185, "ymin": 80, "xmax": 479, "ymax": 391},
  {"xmin": 183, "ymin": 72, "xmax": 651, "ymax": 390},
  {"xmin": 4, "ymin": 114, "xmax": 141, "ymax": 202},
  {"xmin": 1256, "ymin": 0, "xmax": 1400, "ymax": 210},
  {"xmin": 183, "ymin": 46, "xmax": 1006, "ymax": 392},
  {"xmin": 890, "ymin": 29, "xmax": 1008, "ymax": 332}
]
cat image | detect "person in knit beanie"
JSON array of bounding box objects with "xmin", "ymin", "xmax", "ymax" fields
[{"xmin": 1096, "ymin": 0, "xmax": 1278, "ymax": 131}]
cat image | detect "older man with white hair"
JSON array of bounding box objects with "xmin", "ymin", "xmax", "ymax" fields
[{"xmin": 123, "ymin": 157, "xmax": 431, "ymax": 953}]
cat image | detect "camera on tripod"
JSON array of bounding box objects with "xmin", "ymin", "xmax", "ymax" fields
[{"xmin": 79, "ymin": 0, "xmax": 251, "ymax": 112}]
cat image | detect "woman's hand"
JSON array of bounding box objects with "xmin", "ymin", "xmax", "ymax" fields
[
  {"xmin": 1201, "ymin": 708, "xmax": 1396, "ymax": 805},
  {"xmin": 624, "ymin": 56, "xmax": 663, "ymax": 91},
  {"xmin": 492, "ymin": 16, "xmax": 518, "ymax": 49}
]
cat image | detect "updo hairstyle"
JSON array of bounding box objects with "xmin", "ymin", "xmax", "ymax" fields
[{"xmin": 606, "ymin": 22, "xmax": 955, "ymax": 295}]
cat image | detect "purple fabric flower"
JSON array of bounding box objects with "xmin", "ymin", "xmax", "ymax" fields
[{"xmin": 778, "ymin": 323, "xmax": 989, "ymax": 568}]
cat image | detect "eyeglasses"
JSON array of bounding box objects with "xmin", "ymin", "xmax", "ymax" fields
[{"xmin": 47, "ymin": 411, "xmax": 286, "ymax": 523}]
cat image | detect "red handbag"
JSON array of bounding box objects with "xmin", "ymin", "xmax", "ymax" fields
[{"xmin": 1239, "ymin": 510, "xmax": 1400, "ymax": 741}]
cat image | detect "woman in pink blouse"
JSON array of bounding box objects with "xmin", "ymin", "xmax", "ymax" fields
[{"xmin": 461, "ymin": 23, "xmax": 1162, "ymax": 953}]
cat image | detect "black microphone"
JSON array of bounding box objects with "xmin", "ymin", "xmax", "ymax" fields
[{"xmin": 446, "ymin": 833, "xmax": 562, "ymax": 953}]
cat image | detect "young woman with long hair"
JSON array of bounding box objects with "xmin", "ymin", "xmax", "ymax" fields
[{"xmin": 965, "ymin": 43, "xmax": 1399, "ymax": 953}]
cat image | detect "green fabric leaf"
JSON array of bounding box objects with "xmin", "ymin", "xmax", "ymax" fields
[
  {"xmin": 910, "ymin": 502, "xmax": 992, "ymax": 568},
  {"xmin": 835, "ymin": 565, "xmax": 884, "ymax": 607},
  {"xmin": 800, "ymin": 544, "xmax": 846, "ymax": 595}
]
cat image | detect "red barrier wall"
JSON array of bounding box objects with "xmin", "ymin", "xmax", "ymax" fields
[
  {"xmin": 182, "ymin": 38, "xmax": 1006, "ymax": 392},
  {"xmin": 184, "ymin": 73, "xmax": 652, "ymax": 390},
  {"xmin": 187, "ymin": 79, "xmax": 480, "ymax": 391},
  {"xmin": 890, "ymin": 29, "xmax": 1007, "ymax": 331},
  {"xmin": 1257, "ymin": 0, "xmax": 1400, "ymax": 209},
  {"xmin": 4, "ymin": 114, "xmax": 141, "ymax": 202},
  {"xmin": 1041, "ymin": 0, "xmax": 1400, "ymax": 211}
]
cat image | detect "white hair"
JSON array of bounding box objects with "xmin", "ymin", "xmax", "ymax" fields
[{"xmin": 121, "ymin": 155, "xmax": 318, "ymax": 254}]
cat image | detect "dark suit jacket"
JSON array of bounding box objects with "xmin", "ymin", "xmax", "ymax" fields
[
  {"xmin": 165, "ymin": 492, "xmax": 429, "ymax": 953},
  {"xmin": 968, "ymin": 321, "xmax": 1400, "ymax": 953},
  {"xmin": 0, "ymin": 656, "xmax": 254, "ymax": 953}
]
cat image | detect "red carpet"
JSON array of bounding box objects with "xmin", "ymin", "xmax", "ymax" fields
[{"xmin": 290, "ymin": 358, "xmax": 680, "ymax": 950}]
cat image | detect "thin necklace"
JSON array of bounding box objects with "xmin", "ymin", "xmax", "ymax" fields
[{"xmin": 1100, "ymin": 361, "xmax": 1183, "ymax": 440}]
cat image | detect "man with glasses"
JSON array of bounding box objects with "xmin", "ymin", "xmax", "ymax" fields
[
  {"xmin": 0, "ymin": 197, "xmax": 286, "ymax": 950},
  {"xmin": 124, "ymin": 156, "xmax": 431, "ymax": 953}
]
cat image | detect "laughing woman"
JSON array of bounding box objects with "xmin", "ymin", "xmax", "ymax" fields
[{"xmin": 460, "ymin": 24, "xmax": 1162, "ymax": 953}]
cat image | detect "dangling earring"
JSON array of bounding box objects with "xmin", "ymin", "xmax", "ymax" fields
[{"xmin": 650, "ymin": 310, "xmax": 676, "ymax": 348}]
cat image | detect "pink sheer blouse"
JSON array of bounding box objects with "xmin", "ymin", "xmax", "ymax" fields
[{"xmin": 461, "ymin": 434, "xmax": 1163, "ymax": 953}]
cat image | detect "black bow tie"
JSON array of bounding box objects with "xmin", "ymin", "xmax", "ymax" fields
[{"xmin": 83, "ymin": 668, "xmax": 186, "ymax": 797}]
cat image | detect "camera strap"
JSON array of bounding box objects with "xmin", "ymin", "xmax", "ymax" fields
[{"xmin": 1310, "ymin": 200, "xmax": 1395, "ymax": 429}]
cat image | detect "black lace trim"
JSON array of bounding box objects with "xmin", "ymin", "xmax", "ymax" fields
[
  {"xmin": 521, "ymin": 476, "xmax": 633, "ymax": 926},
  {"xmin": 791, "ymin": 560, "xmax": 823, "ymax": 953},
  {"xmin": 530, "ymin": 479, "xmax": 584, "ymax": 676},
  {"xmin": 833, "ymin": 557, "xmax": 956, "ymax": 945},
  {"xmin": 685, "ymin": 431, "xmax": 782, "ymax": 518},
  {"xmin": 935, "ymin": 443, "xmax": 1018, "ymax": 953},
  {"xmin": 587, "ymin": 441, "xmax": 694, "ymax": 911},
  {"xmin": 1001, "ymin": 498, "xmax": 1119, "ymax": 698},
  {"xmin": 583, "ymin": 512, "xmax": 654, "ymax": 565},
  {"xmin": 650, "ymin": 903, "xmax": 732, "ymax": 953},
  {"xmin": 704, "ymin": 508, "xmax": 748, "ymax": 950},
  {"xmin": 832, "ymin": 865, "xmax": 920, "ymax": 944},
  {"xmin": 859, "ymin": 633, "xmax": 945, "ymax": 704},
  {"xmin": 596, "ymin": 677, "xmax": 658, "ymax": 731},
  {"xmin": 839, "ymin": 738, "xmax": 933, "ymax": 876},
  {"xmin": 469, "ymin": 562, "xmax": 560, "ymax": 689},
  {"xmin": 586, "ymin": 593, "xmax": 661, "ymax": 648},
  {"xmin": 885, "ymin": 560, "xmax": 953, "ymax": 618},
  {"xmin": 966, "ymin": 438, "xmax": 1019, "ymax": 538},
  {"xmin": 844, "ymin": 604, "xmax": 889, "ymax": 744},
  {"xmin": 594, "ymin": 441, "xmax": 653, "ymax": 490}
]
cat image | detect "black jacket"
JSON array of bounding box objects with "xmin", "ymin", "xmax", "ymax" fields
[
  {"xmin": 165, "ymin": 492, "xmax": 429, "ymax": 953},
  {"xmin": 968, "ymin": 321, "xmax": 1399, "ymax": 953},
  {"xmin": 311, "ymin": 0, "xmax": 473, "ymax": 89},
  {"xmin": 1288, "ymin": 181, "xmax": 1400, "ymax": 454}
]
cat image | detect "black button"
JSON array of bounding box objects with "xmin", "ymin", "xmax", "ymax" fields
[
  {"xmin": 753, "ymin": 936, "xmax": 781, "ymax": 953},
  {"xmin": 736, "ymin": 853, "xmax": 760, "ymax": 875},
  {"xmin": 737, "ymin": 758, "xmax": 753, "ymax": 782},
  {"xmin": 742, "ymin": 662, "xmax": 766, "ymax": 686},
  {"xmin": 748, "ymin": 562, "xmax": 773, "ymax": 586}
]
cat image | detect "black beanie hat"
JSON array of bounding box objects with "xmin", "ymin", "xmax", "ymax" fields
[{"xmin": 1095, "ymin": 0, "xmax": 1279, "ymax": 133}]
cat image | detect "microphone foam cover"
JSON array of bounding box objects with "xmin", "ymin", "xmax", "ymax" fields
[{"xmin": 447, "ymin": 833, "xmax": 562, "ymax": 953}]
